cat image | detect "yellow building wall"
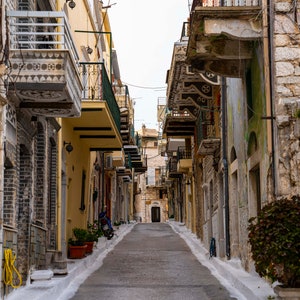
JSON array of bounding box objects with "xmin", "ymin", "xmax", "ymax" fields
[{"xmin": 61, "ymin": 119, "xmax": 92, "ymax": 242}]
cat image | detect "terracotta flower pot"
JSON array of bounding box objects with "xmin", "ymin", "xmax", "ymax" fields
[
  {"xmin": 274, "ymin": 286, "xmax": 300, "ymax": 300},
  {"xmin": 84, "ymin": 241, "xmax": 94, "ymax": 254},
  {"xmin": 68, "ymin": 245, "xmax": 87, "ymax": 259}
]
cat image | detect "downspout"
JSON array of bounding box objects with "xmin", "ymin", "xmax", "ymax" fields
[
  {"xmin": 130, "ymin": 168, "xmax": 135, "ymax": 221},
  {"xmin": 56, "ymin": 1, "xmax": 62, "ymax": 253},
  {"xmin": 222, "ymin": 78, "xmax": 230, "ymax": 259},
  {"xmin": 57, "ymin": 119, "xmax": 62, "ymax": 252},
  {"xmin": 101, "ymin": 151, "xmax": 105, "ymax": 210},
  {"xmin": 219, "ymin": 0, "xmax": 230, "ymax": 260},
  {"xmin": 267, "ymin": 0, "xmax": 277, "ymax": 198}
]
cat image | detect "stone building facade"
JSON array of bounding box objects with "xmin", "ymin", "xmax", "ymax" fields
[
  {"xmin": 163, "ymin": 0, "xmax": 300, "ymax": 282},
  {"xmin": 0, "ymin": 0, "xmax": 134, "ymax": 295},
  {"xmin": 135, "ymin": 126, "xmax": 168, "ymax": 223}
]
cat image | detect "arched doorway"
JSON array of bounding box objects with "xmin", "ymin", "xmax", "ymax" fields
[{"xmin": 151, "ymin": 207, "xmax": 161, "ymax": 222}]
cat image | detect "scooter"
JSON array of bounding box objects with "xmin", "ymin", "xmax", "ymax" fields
[{"xmin": 99, "ymin": 211, "xmax": 114, "ymax": 240}]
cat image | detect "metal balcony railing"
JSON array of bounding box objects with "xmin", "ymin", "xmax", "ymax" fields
[
  {"xmin": 191, "ymin": 0, "xmax": 260, "ymax": 8},
  {"xmin": 197, "ymin": 111, "xmax": 217, "ymax": 143},
  {"xmin": 114, "ymin": 85, "xmax": 130, "ymax": 108},
  {"xmin": 181, "ymin": 22, "xmax": 189, "ymax": 41},
  {"xmin": 168, "ymin": 158, "xmax": 178, "ymax": 173},
  {"xmin": 7, "ymin": 10, "xmax": 79, "ymax": 63},
  {"xmin": 79, "ymin": 62, "xmax": 120, "ymax": 130},
  {"xmin": 177, "ymin": 147, "xmax": 192, "ymax": 159}
]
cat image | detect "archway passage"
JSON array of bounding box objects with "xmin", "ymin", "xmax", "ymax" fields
[{"xmin": 151, "ymin": 207, "xmax": 161, "ymax": 222}]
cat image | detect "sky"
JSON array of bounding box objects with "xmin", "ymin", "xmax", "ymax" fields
[
  {"xmin": 107, "ymin": 1, "xmax": 190, "ymax": 132},
  {"xmin": 6, "ymin": 222, "xmax": 276, "ymax": 300}
]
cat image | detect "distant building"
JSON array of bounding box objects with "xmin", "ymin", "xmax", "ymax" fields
[{"xmin": 135, "ymin": 125, "xmax": 168, "ymax": 223}]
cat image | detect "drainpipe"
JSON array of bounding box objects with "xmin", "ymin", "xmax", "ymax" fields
[
  {"xmin": 130, "ymin": 168, "xmax": 135, "ymax": 221},
  {"xmin": 57, "ymin": 119, "xmax": 62, "ymax": 252},
  {"xmin": 267, "ymin": 0, "xmax": 277, "ymax": 198},
  {"xmin": 222, "ymin": 77, "xmax": 230, "ymax": 259},
  {"xmin": 101, "ymin": 151, "xmax": 105, "ymax": 210}
]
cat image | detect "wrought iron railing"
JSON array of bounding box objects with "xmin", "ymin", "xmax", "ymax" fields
[
  {"xmin": 168, "ymin": 158, "xmax": 178, "ymax": 173},
  {"xmin": 196, "ymin": 111, "xmax": 216, "ymax": 143},
  {"xmin": 181, "ymin": 22, "xmax": 189, "ymax": 41},
  {"xmin": 7, "ymin": 10, "xmax": 79, "ymax": 62},
  {"xmin": 177, "ymin": 146, "xmax": 192, "ymax": 159},
  {"xmin": 114, "ymin": 85, "xmax": 130, "ymax": 108},
  {"xmin": 191, "ymin": 0, "xmax": 260, "ymax": 8},
  {"xmin": 79, "ymin": 62, "xmax": 120, "ymax": 130}
]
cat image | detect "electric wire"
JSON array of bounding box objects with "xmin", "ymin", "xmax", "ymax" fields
[{"xmin": 122, "ymin": 81, "xmax": 166, "ymax": 90}]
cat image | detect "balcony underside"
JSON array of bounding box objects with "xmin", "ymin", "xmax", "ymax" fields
[
  {"xmin": 66, "ymin": 101, "xmax": 122, "ymax": 151},
  {"xmin": 177, "ymin": 158, "xmax": 192, "ymax": 173},
  {"xmin": 167, "ymin": 170, "xmax": 183, "ymax": 178},
  {"xmin": 198, "ymin": 138, "xmax": 221, "ymax": 156},
  {"xmin": 112, "ymin": 151, "xmax": 125, "ymax": 167},
  {"xmin": 167, "ymin": 51, "xmax": 219, "ymax": 108},
  {"xmin": 123, "ymin": 145, "xmax": 147, "ymax": 173},
  {"xmin": 187, "ymin": 6, "xmax": 262, "ymax": 77},
  {"xmin": 163, "ymin": 118, "xmax": 195, "ymax": 137},
  {"xmin": 7, "ymin": 50, "xmax": 82, "ymax": 117}
]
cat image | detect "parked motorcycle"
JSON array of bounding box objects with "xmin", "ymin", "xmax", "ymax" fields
[{"xmin": 99, "ymin": 211, "xmax": 114, "ymax": 240}]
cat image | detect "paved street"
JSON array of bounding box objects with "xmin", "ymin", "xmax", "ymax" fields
[{"xmin": 71, "ymin": 223, "xmax": 236, "ymax": 300}]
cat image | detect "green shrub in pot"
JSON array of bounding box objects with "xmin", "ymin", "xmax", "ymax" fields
[{"xmin": 248, "ymin": 196, "xmax": 300, "ymax": 288}]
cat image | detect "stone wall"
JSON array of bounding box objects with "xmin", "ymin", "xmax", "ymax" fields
[{"xmin": 274, "ymin": 0, "xmax": 300, "ymax": 197}]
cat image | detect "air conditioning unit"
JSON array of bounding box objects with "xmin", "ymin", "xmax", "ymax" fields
[{"xmin": 105, "ymin": 155, "xmax": 113, "ymax": 169}]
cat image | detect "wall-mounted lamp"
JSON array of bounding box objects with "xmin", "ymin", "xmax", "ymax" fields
[
  {"xmin": 64, "ymin": 141, "xmax": 73, "ymax": 153},
  {"xmin": 66, "ymin": 0, "xmax": 76, "ymax": 9},
  {"xmin": 186, "ymin": 179, "xmax": 191, "ymax": 185},
  {"xmin": 86, "ymin": 46, "xmax": 93, "ymax": 55}
]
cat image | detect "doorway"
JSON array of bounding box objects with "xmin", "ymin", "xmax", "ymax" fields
[{"xmin": 151, "ymin": 207, "xmax": 160, "ymax": 222}]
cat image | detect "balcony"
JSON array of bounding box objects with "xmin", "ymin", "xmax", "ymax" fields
[
  {"xmin": 115, "ymin": 85, "xmax": 134, "ymax": 145},
  {"xmin": 111, "ymin": 151, "xmax": 125, "ymax": 167},
  {"xmin": 163, "ymin": 109, "xmax": 196, "ymax": 138},
  {"xmin": 123, "ymin": 145, "xmax": 147, "ymax": 174},
  {"xmin": 197, "ymin": 112, "xmax": 221, "ymax": 156},
  {"xmin": 177, "ymin": 146, "xmax": 192, "ymax": 173},
  {"xmin": 187, "ymin": 0, "xmax": 262, "ymax": 77},
  {"xmin": 155, "ymin": 166, "xmax": 167, "ymax": 187},
  {"xmin": 65, "ymin": 63, "xmax": 122, "ymax": 151},
  {"xmin": 165, "ymin": 22, "xmax": 220, "ymax": 142},
  {"xmin": 7, "ymin": 11, "xmax": 82, "ymax": 117},
  {"xmin": 167, "ymin": 157, "xmax": 182, "ymax": 178}
]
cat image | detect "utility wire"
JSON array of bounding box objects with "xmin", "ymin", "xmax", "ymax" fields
[{"xmin": 122, "ymin": 81, "xmax": 166, "ymax": 90}]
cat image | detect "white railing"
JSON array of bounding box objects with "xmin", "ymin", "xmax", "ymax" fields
[
  {"xmin": 192, "ymin": 0, "xmax": 260, "ymax": 7},
  {"xmin": 7, "ymin": 10, "xmax": 79, "ymax": 62}
]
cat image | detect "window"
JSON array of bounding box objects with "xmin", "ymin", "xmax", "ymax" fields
[{"xmin": 80, "ymin": 171, "xmax": 86, "ymax": 211}]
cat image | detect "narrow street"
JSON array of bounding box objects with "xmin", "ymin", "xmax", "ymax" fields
[{"xmin": 71, "ymin": 223, "xmax": 236, "ymax": 300}]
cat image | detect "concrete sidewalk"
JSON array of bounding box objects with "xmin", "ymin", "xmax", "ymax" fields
[
  {"xmin": 5, "ymin": 224, "xmax": 135, "ymax": 300},
  {"xmin": 169, "ymin": 222, "xmax": 276, "ymax": 300},
  {"xmin": 5, "ymin": 222, "xmax": 276, "ymax": 300}
]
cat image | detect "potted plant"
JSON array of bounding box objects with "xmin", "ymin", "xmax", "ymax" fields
[
  {"xmin": 68, "ymin": 228, "xmax": 88, "ymax": 259},
  {"xmin": 248, "ymin": 196, "xmax": 300, "ymax": 299},
  {"xmin": 84, "ymin": 232, "xmax": 98, "ymax": 254}
]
